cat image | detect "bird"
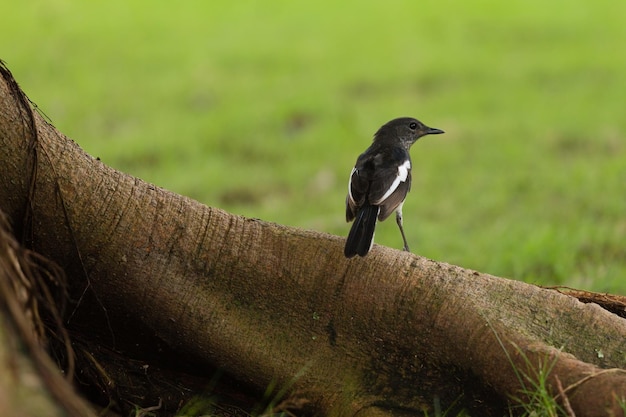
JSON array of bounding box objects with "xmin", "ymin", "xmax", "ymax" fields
[{"xmin": 344, "ymin": 117, "xmax": 444, "ymax": 258}]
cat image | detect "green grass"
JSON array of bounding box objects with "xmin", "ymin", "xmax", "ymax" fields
[
  {"xmin": 2, "ymin": 0, "xmax": 626, "ymax": 293},
  {"xmin": 501, "ymin": 340, "xmax": 566, "ymax": 417}
]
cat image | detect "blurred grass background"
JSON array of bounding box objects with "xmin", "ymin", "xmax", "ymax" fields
[{"xmin": 2, "ymin": 0, "xmax": 625, "ymax": 293}]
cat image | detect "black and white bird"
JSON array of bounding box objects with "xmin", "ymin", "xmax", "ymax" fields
[{"xmin": 344, "ymin": 117, "xmax": 444, "ymax": 258}]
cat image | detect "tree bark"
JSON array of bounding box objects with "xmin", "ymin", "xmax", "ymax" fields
[
  {"xmin": 0, "ymin": 210, "xmax": 97, "ymax": 417},
  {"xmin": 1, "ymin": 62, "xmax": 625, "ymax": 417}
]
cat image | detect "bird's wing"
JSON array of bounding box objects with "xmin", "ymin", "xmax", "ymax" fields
[
  {"xmin": 370, "ymin": 159, "xmax": 410, "ymax": 205},
  {"xmin": 346, "ymin": 153, "xmax": 374, "ymax": 212},
  {"xmin": 345, "ymin": 167, "xmax": 360, "ymax": 221},
  {"xmin": 375, "ymin": 171, "xmax": 411, "ymax": 220}
]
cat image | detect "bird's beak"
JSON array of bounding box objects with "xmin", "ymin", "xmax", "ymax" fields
[{"xmin": 426, "ymin": 127, "xmax": 445, "ymax": 135}]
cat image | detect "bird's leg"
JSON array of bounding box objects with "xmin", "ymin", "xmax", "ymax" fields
[{"xmin": 396, "ymin": 209, "xmax": 410, "ymax": 252}]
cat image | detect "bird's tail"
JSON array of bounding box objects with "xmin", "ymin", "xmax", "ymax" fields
[{"xmin": 344, "ymin": 205, "xmax": 380, "ymax": 258}]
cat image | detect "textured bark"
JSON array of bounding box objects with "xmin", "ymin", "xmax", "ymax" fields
[
  {"xmin": 1, "ymin": 62, "xmax": 625, "ymax": 417},
  {"xmin": 0, "ymin": 212, "xmax": 97, "ymax": 417}
]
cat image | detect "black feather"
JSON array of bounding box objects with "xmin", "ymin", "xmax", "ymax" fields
[{"xmin": 344, "ymin": 205, "xmax": 380, "ymax": 258}]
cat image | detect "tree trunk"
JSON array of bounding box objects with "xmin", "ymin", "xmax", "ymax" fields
[{"xmin": 0, "ymin": 62, "xmax": 625, "ymax": 417}]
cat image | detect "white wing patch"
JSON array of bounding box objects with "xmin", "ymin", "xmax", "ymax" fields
[
  {"xmin": 372, "ymin": 160, "xmax": 410, "ymax": 205},
  {"xmin": 347, "ymin": 167, "xmax": 358, "ymax": 204}
]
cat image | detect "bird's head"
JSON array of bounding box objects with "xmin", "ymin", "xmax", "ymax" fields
[{"xmin": 374, "ymin": 117, "xmax": 444, "ymax": 148}]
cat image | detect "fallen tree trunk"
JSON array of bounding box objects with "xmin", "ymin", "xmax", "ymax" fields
[{"xmin": 0, "ymin": 62, "xmax": 625, "ymax": 417}]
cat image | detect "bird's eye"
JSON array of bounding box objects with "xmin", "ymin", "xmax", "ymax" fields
[{"xmin": 409, "ymin": 122, "xmax": 418, "ymax": 130}]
